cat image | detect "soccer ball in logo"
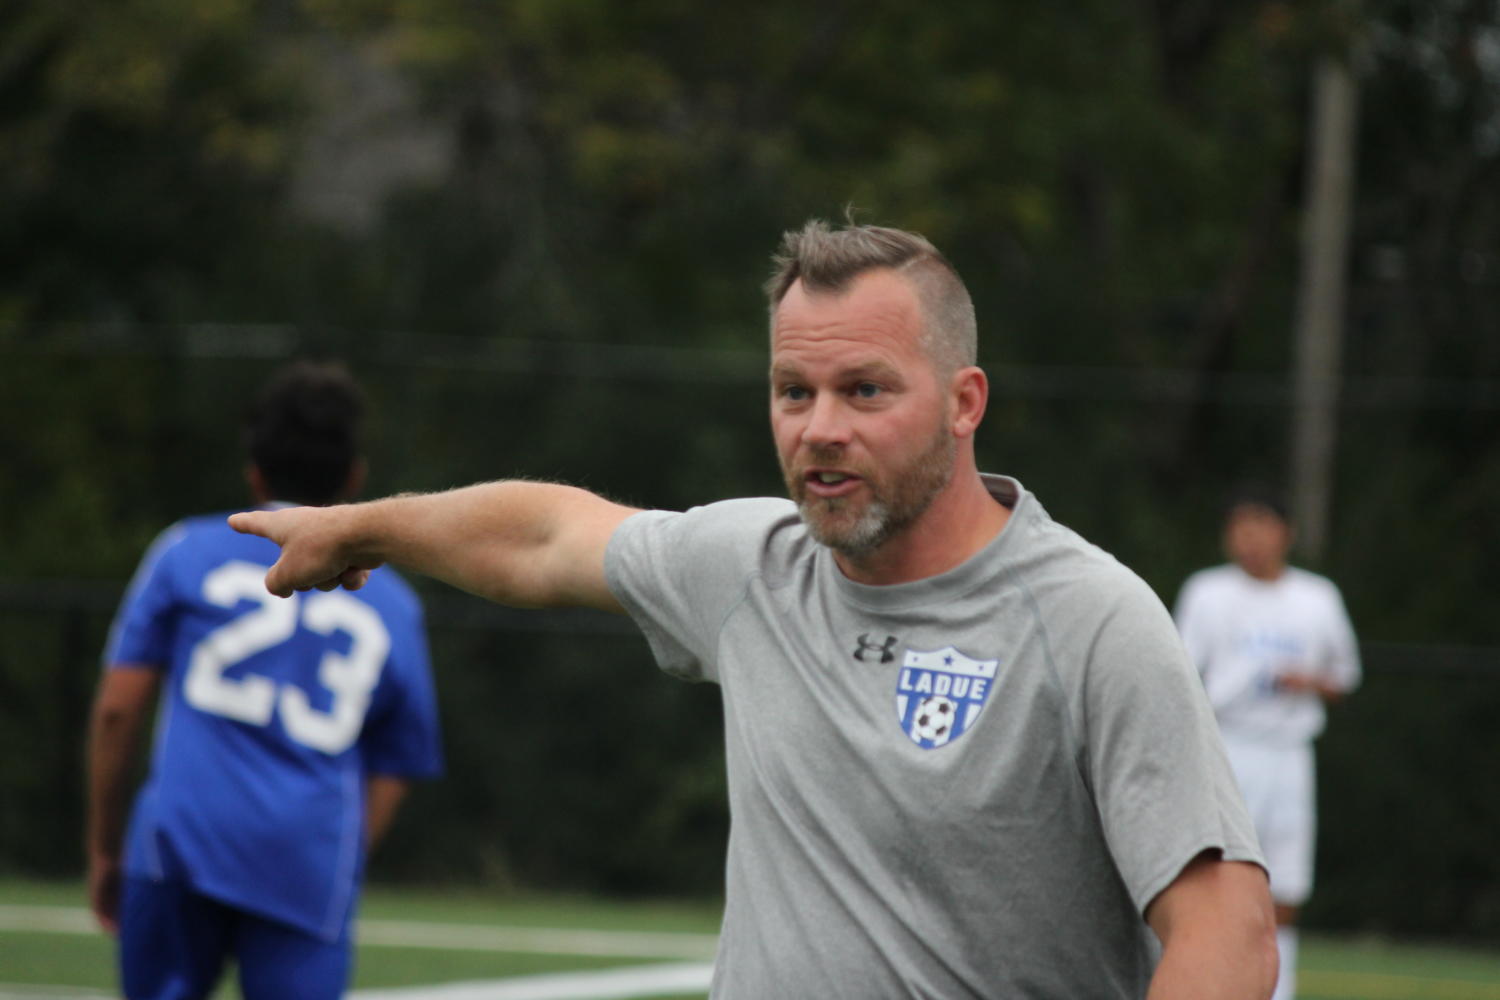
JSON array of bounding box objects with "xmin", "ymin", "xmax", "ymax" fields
[{"xmin": 913, "ymin": 695, "xmax": 958, "ymax": 742}]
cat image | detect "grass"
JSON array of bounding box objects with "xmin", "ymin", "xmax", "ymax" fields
[
  {"xmin": 5, "ymin": 878, "xmax": 1500, "ymax": 998},
  {"xmin": 359, "ymin": 883, "xmax": 724, "ymax": 932},
  {"xmin": 1300, "ymin": 935, "xmax": 1500, "ymax": 999},
  {"xmin": 0, "ymin": 879, "xmax": 721, "ymax": 999},
  {"xmin": 354, "ymin": 883, "xmax": 721, "ymax": 994}
]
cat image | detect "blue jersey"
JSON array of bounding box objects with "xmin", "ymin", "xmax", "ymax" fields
[{"xmin": 104, "ymin": 511, "xmax": 443, "ymax": 941}]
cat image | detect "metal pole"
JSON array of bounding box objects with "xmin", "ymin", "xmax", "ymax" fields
[{"xmin": 1290, "ymin": 52, "xmax": 1359, "ymax": 561}]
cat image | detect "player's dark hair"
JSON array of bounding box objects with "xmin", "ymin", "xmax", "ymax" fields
[
  {"xmin": 1223, "ymin": 482, "xmax": 1290, "ymax": 524},
  {"xmin": 765, "ymin": 217, "xmax": 978, "ymax": 373},
  {"xmin": 244, "ymin": 360, "xmax": 364, "ymax": 506}
]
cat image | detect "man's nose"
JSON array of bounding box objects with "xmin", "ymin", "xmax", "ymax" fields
[{"xmin": 803, "ymin": 394, "xmax": 852, "ymax": 449}]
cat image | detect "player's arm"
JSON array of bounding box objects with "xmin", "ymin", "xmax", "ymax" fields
[
  {"xmin": 1144, "ymin": 851, "xmax": 1278, "ymax": 1000},
  {"xmin": 1271, "ymin": 671, "xmax": 1349, "ymax": 702},
  {"xmin": 1278, "ymin": 590, "xmax": 1361, "ymax": 703},
  {"xmin": 229, "ymin": 481, "xmax": 639, "ymax": 611},
  {"xmin": 85, "ymin": 666, "xmax": 161, "ymax": 934},
  {"xmin": 365, "ymin": 775, "xmax": 410, "ymax": 851}
]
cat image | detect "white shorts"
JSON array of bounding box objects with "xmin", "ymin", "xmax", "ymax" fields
[{"xmin": 1222, "ymin": 738, "xmax": 1315, "ymax": 906}]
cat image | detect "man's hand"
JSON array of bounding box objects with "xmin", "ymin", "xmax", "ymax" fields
[
  {"xmin": 88, "ymin": 853, "xmax": 122, "ymax": 934},
  {"xmin": 229, "ymin": 506, "xmax": 383, "ymax": 598},
  {"xmin": 1273, "ymin": 672, "xmax": 1317, "ymax": 694},
  {"xmin": 1273, "ymin": 670, "xmax": 1347, "ymax": 704}
]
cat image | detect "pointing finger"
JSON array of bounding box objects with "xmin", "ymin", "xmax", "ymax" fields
[{"xmin": 228, "ymin": 510, "xmax": 273, "ymax": 539}]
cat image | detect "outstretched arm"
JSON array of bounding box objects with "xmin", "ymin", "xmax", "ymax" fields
[
  {"xmin": 229, "ymin": 481, "xmax": 639, "ymax": 611},
  {"xmin": 1146, "ymin": 852, "xmax": 1277, "ymax": 999}
]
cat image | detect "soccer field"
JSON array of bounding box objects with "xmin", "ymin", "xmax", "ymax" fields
[
  {"xmin": 3, "ymin": 880, "xmax": 1500, "ymax": 999},
  {"xmin": 0, "ymin": 880, "xmax": 719, "ymax": 1000}
]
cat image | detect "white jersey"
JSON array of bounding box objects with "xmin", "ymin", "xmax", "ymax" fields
[{"xmin": 1174, "ymin": 564, "xmax": 1360, "ymax": 746}]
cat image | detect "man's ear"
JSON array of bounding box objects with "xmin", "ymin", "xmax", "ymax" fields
[
  {"xmin": 244, "ymin": 463, "xmax": 271, "ymax": 505},
  {"xmin": 340, "ymin": 457, "xmax": 368, "ymax": 501},
  {"xmin": 950, "ymin": 366, "xmax": 989, "ymax": 440}
]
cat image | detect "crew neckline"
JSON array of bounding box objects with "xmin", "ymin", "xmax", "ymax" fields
[{"xmin": 824, "ymin": 474, "xmax": 1028, "ymax": 613}]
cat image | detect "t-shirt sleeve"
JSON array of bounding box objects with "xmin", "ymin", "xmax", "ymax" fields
[
  {"xmin": 361, "ymin": 587, "xmax": 444, "ymax": 779},
  {"xmin": 605, "ymin": 500, "xmax": 790, "ymax": 683},
  {"xmin": 102, "ymin": 524, "xmax": 189, "ymax": 670},
  {"xmin": 1083, "ymin": 574, "xmax": 1264, "ymax": 915}
]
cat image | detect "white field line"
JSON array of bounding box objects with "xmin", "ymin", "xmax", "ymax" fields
[
  {"xmin": 0, "ymin": 907, "xmax": 94, "ymax": 934},
  {"xmin": 0, "ymin": 904, "xmax": 717, "ymax": 960},
  {"xmin": 356, "ymin": 920, "xmax": 716, "ymax": 960},
  {"xmin": 0, "ymin": 986, "xmax": 114, "ymax": 1000},
  {"xmin": 347, "ymin": 962, "xmax": 713, "ymax": 1000}
]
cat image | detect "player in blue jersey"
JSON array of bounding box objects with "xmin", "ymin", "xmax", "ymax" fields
[{"xmin": 86, "ymin": 361, "xmax": 443, "ymax": 1000}]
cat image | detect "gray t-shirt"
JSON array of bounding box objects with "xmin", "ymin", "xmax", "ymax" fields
[{"xmin": 605, "ymin": 475, "xmax": 1261, "ymax": 999}]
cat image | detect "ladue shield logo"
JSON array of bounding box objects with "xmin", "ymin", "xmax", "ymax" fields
[{"xmin": 895, "ymin": 646, "xmax": 999, "ymax": 749}]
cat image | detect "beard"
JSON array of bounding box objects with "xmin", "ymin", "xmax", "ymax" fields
[{"xmin": 782, "ymin": 417, "xmax": 956, "ymax": 559}]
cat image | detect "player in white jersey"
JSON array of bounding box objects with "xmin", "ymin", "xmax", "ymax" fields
[
  {"xmin": 232, "ymin": 220, "xmax": 1280, "ymax": 997},
  {"xmin": 1175, "ymin": 491, "xmax": 1360, "ymax": 1000}
]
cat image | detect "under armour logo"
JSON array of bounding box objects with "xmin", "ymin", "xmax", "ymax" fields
[{"xmin": 853, "ymin": 633, "xmax": 898, "ymax": 663}]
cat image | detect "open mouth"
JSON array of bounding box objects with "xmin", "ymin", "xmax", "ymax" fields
[{"xmin": 804, "ymin": 469, "xmax": 862, "ymax": 498}]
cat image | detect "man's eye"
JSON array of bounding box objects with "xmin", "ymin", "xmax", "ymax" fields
[
  {"xmin": 854, "ymin": 382, "xmax": 881, "ymax": 398},
  {"xmin": 782, "ymin": 385, "xmax": 809, "ymax": 401}
]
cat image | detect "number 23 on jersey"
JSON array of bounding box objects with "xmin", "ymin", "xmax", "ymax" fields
[{"xmin": 184, "ymin": 560, "xmax": 389, "ymax": 755}]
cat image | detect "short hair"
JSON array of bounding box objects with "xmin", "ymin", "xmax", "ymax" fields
[
  {"xmin": 244, "ymin": 360, "xmax": 365, "ymax": 506},
  {"xmin": 1223, "ymin": 483, "xmax": 1290, "ymax": 525},
  {"xmin": 765, "ymin": 219, "xmax": 978, "ymax": 373}
]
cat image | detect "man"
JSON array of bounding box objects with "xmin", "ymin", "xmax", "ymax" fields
[
  {"xmin": 232, "ymin": 221, "xmax": 1276, "ymax": 998},
  {"xmin": 1175, "ymin": 489, "xmax": 1361, "ymax": 1000},
  {"xmin": 88, "ymin": 361, "xmax": 443, "ymax": 1000}
]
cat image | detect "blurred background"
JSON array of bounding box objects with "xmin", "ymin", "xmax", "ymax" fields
[{"xmin": 1, "ymin": 0, "xmax": 1496, "ymax": 945}]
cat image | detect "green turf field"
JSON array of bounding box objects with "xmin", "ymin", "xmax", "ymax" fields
[
  {"xmin": 0, "ymin": 880, "xmax": 720, "ymax": 1000},
  {"xmin": 4, "ymin": 879, "xmax": 1500, "ymax": 999}
]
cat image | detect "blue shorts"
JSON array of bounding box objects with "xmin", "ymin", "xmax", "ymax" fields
[{"xmin": 118, "ymin": 877, "xmax": 351, "ymax": 1000}]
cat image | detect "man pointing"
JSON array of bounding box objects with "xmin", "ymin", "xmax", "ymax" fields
[{"xmin": 234, "ymin": 219, "xmax": 1275, "ymax": 999}]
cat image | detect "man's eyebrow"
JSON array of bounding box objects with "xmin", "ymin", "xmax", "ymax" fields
[
  {"xmin": 843, "ymin": 361, "xmax": 902, "ymax": 382},
  {"xmin": 769, "ymin": 360, "xmax": 904, "ymax": 383}
]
